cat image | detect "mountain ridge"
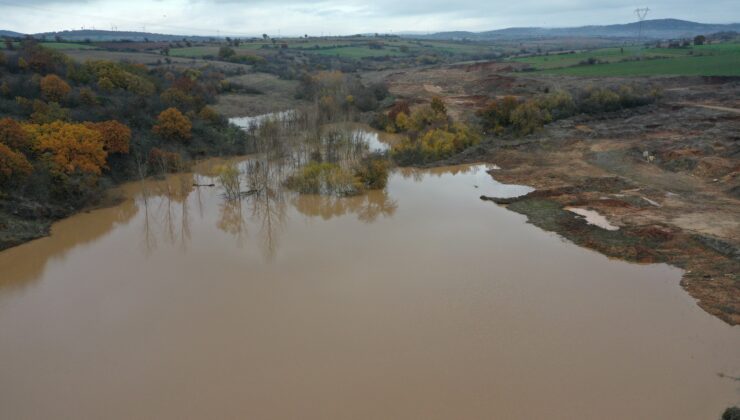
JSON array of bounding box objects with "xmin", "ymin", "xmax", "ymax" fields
[
  {"xmin": 420, "ymin": 19, "xmax": 740, "ymax": 40},
  {"xmin": 1, "ymin": 19, "xmax": 738, "ymax": 42}
]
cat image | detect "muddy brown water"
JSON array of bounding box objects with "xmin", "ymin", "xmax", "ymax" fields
[{"xmin": 0, "ymin": 162, "xmax": 738, "ymax": 419}]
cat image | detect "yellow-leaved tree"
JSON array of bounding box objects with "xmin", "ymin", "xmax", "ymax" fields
[
  {"xmin": 26, "ymin": 121, "xmax": 107, "ymax": 175},
  {"xmin": 153, "ymin": 107, "xmax": 192, "ymax": 142}
]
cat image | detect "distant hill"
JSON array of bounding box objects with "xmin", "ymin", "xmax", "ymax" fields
[
  {"xmin": 0, "ymin": 29, "xmax": 217, "ymax": 42},
  {"xmin": 2, "ymin": 19, "xmax": 739, "ymax": 43},
  {"xmin": 0, "ymin": 30, "xmax": 24, "ymax": 38},
  {"xmin": 420, "ymin": 19, "xmax": 740, "ymax": 41}
]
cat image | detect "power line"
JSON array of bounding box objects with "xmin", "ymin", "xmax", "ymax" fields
[{"xmin": 0, "ymin": 0, "xmax": 256, "ymax": 37}]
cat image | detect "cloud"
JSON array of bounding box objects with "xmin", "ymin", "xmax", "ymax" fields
[{"xmin": 0, "ymin": 0, "xmax": 738, "ymax": 35}]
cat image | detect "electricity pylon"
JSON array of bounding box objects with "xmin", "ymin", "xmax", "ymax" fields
[{"xmin": 634, "ymin": 7, "xmax": 650, "ymax": 57}]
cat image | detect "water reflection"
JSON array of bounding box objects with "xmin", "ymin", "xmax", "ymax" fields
[
  {"xmin": 292, "ymin": 191, "xmax": 397, "ymax": 223},
  {"xmin": 399, "ymin": 164, "xmax": 534, "ymax": 199},
  {"xmin": 2, "ymin": 142, "xmax": 739, "ymax": 420},
  {"xmin": 138, "ymin": 174, "xmax": 194, "ymax": 253},
  {"xmin": 217, "ymin": 199, "xmax": 247, "ymax": 245},
  {"xmin": 0, "ymin": 157, "xmax": 526, "ymax": 293},
  {"xmin": 0, "ymin": 113, "xmax": 517, "ymax": 287},
  {"xmin": 0, "ymin": 195, "xmax": 139, "ymax": 289}
]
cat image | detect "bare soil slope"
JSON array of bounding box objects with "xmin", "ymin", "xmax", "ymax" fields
[{"xmin": 378, "ymin": 63, "xmax": 740, "ymax": 324}]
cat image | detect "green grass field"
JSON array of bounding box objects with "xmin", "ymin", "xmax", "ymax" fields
[
  {"xmin": 313, "ymin": 46, "xmax": 405, "ymax": 58},
  {"xmin": 166, "ymin": 38, "xmax": 499, "ymax": 60},
  {"xmin": 14, "ymin": 42, "xmax": 97, "ymax": 50},
  {"xmin": 168, "ymin": 46, "xmax": 220, "ymax": 57},
  {"xmin": 511, "ymin": 42, "xmax": 740, "ymax": 76}
]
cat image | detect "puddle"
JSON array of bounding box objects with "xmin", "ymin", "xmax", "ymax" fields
[
  {"xmin": 229, "ymin": 110, "xmax": 297, "ymax": 129},
  {"xmin": 642, "ymin": 196, "xmax": 662, "ymax": 207},
  {"xmin": 565, "ymin": 206, "xmax": 620, "ymax": 231}
]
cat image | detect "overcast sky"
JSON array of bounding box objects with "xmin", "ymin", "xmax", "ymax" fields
[{"xmin": 2, "ymin": 0, "xmax": 739, "ymax": 36}]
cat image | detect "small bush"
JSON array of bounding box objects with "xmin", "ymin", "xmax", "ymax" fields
[
  {"xmin": 387, "ymin": 101, "xmax": 410, "ymax": 122},
  {"xmin": 391, "ymin": 122, "xmax": 481, "ymax": 165},
  {"xmin": 476, "ymin": 96, "xmax": 520, "ymax": 134},
  {"xmin": 579, "ymin": 87, "xmax": 622, "ymax": 113},
  {"xmin": 353, "ymin": 155, "xmax": 390, "ymax": 189},
  {"xmin": 511, "ymin": 100, "xmax": 552, "ymax": 136},
  {"xmin": 578, "ymin": 85, "xmax": 657, "ymax": 113},
  {"xmin": 284, "ymin": 161, "xmax": 362, "ymax": 196},
  {"xmin": 537, "ymin": 90, "xmax": 575, "ymax": 120},
  {"xmin": 214, "ymin": 163, "xmax": 241, "ymax": 199}
]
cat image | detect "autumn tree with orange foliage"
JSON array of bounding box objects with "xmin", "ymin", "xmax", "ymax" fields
[
  {"xmin": 84, "ymin": 120, "xmax": 131, "ymax": 154},
  {"xmin": 0, "ymin": 118, "xmax": 32, "ymax": 153},
  {"xmin": 153, "ymin": 107, "xmax": 192, "ymax": 142},
  {"xmin": 40, "ymin": 74, "xmax": 71, "ymax": 102},
  {"xmin": 26, "ymin": 121, "xmax": 107, "ymax": 175},
  {"xmin": 0, "ymin": 143, "xmax": 33, "ymax": 186}
]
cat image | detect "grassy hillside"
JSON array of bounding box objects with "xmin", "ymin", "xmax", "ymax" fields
[
  {"xmin": 511, "ymin": 42, "xmax": 740, "ymax": 76},
  {"xmin": 166, "ymin": 38, "xmax": 500, "ymax": 60}
]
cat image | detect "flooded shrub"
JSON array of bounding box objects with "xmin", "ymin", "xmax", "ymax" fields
[
  {"xmin": 353, "ymin": 155, "xmax": 390, "ymax": 189},
  {"xmin": 390, "ymin": 136, "xmax": 424, "ymax": 165},
  {"xmin": 285, "ymin": 161, "xmax": 362, "ymax": 196},
  {"xmin": 148, "ymin": 148, "xmax": 184, "ymax": 174},
  {"xmin": 391, "ymin": 122, "xmax": 481, "ymax": 165},
  {"xmin": 214, "ymin": 163, "xmax": 241, "ymax": 199},
  {"xmin": 419, "ymin": 129, "xmax": 456, "ymax": 158}
]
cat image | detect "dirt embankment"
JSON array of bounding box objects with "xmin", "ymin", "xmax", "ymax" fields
[
  {"xmin": 381, "ymin": 63, "xmax": 740, "ymax": 324},
  {"xmin": 481, "ymin": 101, "xmax": 740, "ymax": 324}
]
